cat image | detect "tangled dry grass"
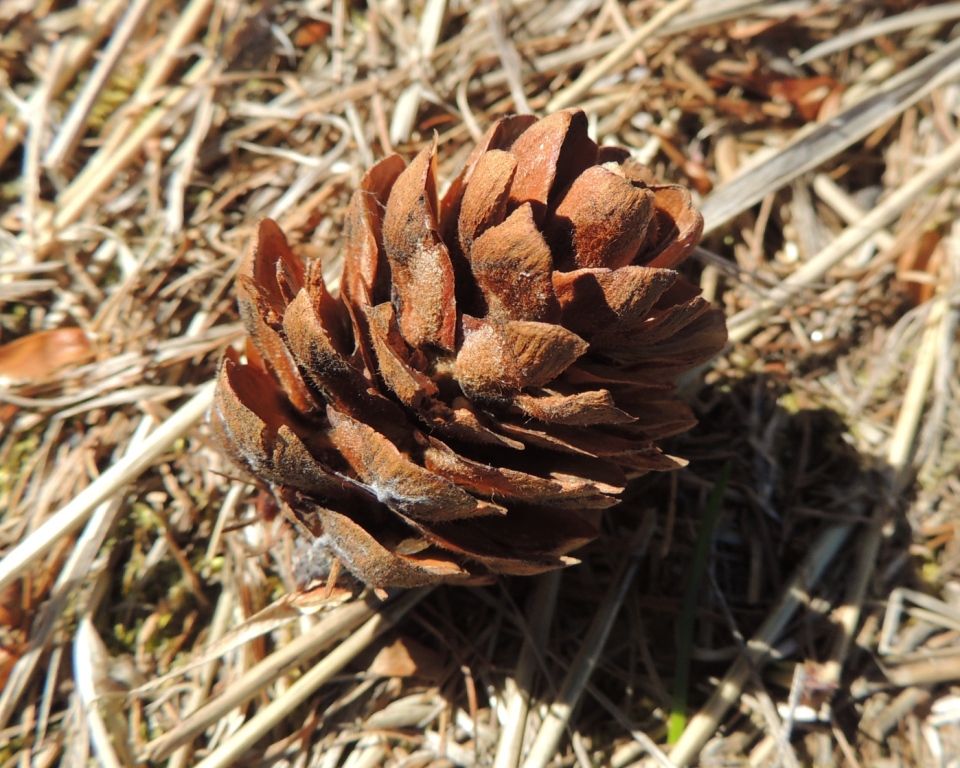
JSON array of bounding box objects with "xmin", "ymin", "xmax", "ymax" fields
[{"xmin": 1, "ymin": 0, "xmax": 959, "ymax": 766}]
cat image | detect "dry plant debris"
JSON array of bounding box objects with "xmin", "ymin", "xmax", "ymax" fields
[
  {"xmin": 213, "ymin": 109, "xmax": 725, "ymax": 588},
  {"xmin": 0, "ymin": 0, "xmax": 958, "ymax": 766}
]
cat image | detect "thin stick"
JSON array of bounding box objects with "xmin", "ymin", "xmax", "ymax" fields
[
  {"xmin": 726, "ymin": 137, "xmax": 960, "ymax": 344},
  {"xmin": 43, "ymin": 0, "xmax": 155, "ymax": 170},
  {"xmin": 192, "ymin": 588, "xmax": 431, "ymax": 768},
  {"xmin": 811, "ymin": 175, "xmax": 895, "ymax": 252},
  {"xmin": 45, "ymin": 57, "xmax": 214, "ymax": 253},
  {"xmin": 143, "ymin": 592, "xmax": 384, "ymax": 760},
  {"xmin": 493, "ymin": 570, "xmax": 562, "ymax": 768},
  {"xmin": 888, "ymin": 298, "xmax": 948, "ymax": 486},
  {"xmin": 521, "ymin": 513, "xmax": 655, "ymax": 768},
  {"xmin": 0, "ymin": 381, "xmax": 214, "ymax": 594},
  {"xmin": 85, "ymin": 0, "xmax": 215, "ymax": 167},
  {"xmin": 794, "ymin": 3, "xmax": 960, "ymax": 65},
  {"xmin": 487, "ymin": 0, "xmax": 533, "ymax": 116},
  {"xmin": 74, "ymin": 619, "xmax": 124, "ymax": 768},
  {"xmin": 167, "ymin": 588, "xmax": 230, "ymax": 768},
  {"xmin": 547, "ymin": 0, "xmax": 695, "ymax": 112},
  {"xmin": 668, "ymin": 524, "xmax": 853, "ymax": 767},
  {"xmin": 0, "ymin": 418, "xmax": 153, "ymax": 728},
  {"xmin": 23, "ymin": 42, "xmax": 66, "ymax": 258}
]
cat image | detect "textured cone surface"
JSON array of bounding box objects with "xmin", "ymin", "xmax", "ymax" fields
[{"xmin": 212, "ymin": 109, "xmax": 727, "ymax": 587}]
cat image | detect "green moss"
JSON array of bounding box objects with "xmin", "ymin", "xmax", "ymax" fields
[
  {"xmin": 0, "ymin": 432, "xmax": 40, "ymax": 506},
  {"xmin": 85, "ymin": 66, "xmax": 146, "ymax": 132}
]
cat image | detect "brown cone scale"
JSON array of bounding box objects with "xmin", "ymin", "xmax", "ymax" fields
[{"xmin": 211, "ymin": 109, "xmax": 727, "ymax": 588}]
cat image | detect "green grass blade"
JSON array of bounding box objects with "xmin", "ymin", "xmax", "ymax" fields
[{"xmin": 667, "ymin": 462, "xmax": 731, "ymax": 744}]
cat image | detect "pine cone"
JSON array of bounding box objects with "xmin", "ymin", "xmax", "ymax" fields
[{"xmin": 212, "ymin": 109, "xmax": 727, "ymax": 587}]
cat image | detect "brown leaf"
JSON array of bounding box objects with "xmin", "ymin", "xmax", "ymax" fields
[
  {"xmin": 0, "ymin": 328, "xmax": 93, "ymax": 384},
  {"xmin": 367, "ymin": 635, "xmax": 445, "ymax": 680}
]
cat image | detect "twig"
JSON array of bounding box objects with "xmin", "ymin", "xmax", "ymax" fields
[
  {"xmin": 0, "ymin": 0, "xmax": 128, "ymax": 168},
  {"xmin": 96, "ymin": 0, "xmax": 215, "ymax": 160},
  {"xmin": 812, "ymin": 175, "xmax": 895, "ymax": 252},
  {"xmin": 794, "ymin": 3, "xmax": 960, "ymax": 65},
  {"xmin": 888, "ymin": 297, "xmax": 948, "ymax": 487},
  {"xmin": 548, "ymin": 0, "xmax": 695, "ymax": 112},
  {"xmin": 167, "ymin": 588, "xmax": 228, "ymax": 768},
  {"xmin": 74, "ymin": 619, "xmax": 124, "ymax": 768},
  {"xmin": 43, "ymin": 0, "xmax": 155, "ymax": 170},
  {"xmin": 819, "ymin": 298, "xmax": 946, "ymax": 690},
  {"xmin": 389, "ymin": 0, "xmax": 447, "ymax": 145},
  {"xmin": 487, "ymin": 0, "xmax": 533, "ymax": 116},
  {"xmin": 45, "ymin": 57, "xmax": 215, "ymax": 255},
  {"xmin": 22, "ymin": 43, "xmax": 67, "ymax": 259},
  {"xmin": 143, "ymin": 592, "xmax": 385, "ymax": 760}
]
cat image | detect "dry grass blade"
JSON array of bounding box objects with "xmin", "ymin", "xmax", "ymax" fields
[
  {"xmin": 522, "ymin": 514, "xmax": 655, "ymax": 768},
  {"xmin": 0, "ymin": 0, "xmax": 129, "ymax": 167},
  {"xmin": 193, "ymin": 588, "xmax": 432, "ymax": 768},
  {"xmin": 548, "ymin": 0, "xmax": 695, "ymax": 112},
  {"xmin": 819, "ymin": 299, "xmax": 955, "ymax": 690},
  {"xmin": 46, "ymin": 58, "xmax": 216, "ymax": 249},
  {"xmin": 74, "ymin": 618, "xmax": 126, "ymax": 768},
  {"xmin": 0, "ymin": 382, "xmax": 213, "ymax": 594},
  {"xmin": 668, "ymin": 524, "xmax": 853, "ymax": 766},
  {"xmin": 700, "ymin": 34, "xmax": 960, "ymax": 234},
  {"xmin": 727, "ymin": 138, "xmax": 960, "ymax": 343},
  {"xmin": 493, "ymin": 570, "xmax": 562, "ymax": 768},
  {"xmin": 794, "ymin": 3, "xmax": 960, "ymax": 65},
  {"xmin": 42, "ymin": 0, "xmax": 154, "ymax": 170},
  {"xmin": 143, "ymin": 593, "xmax": 386, "ymax": 761}
]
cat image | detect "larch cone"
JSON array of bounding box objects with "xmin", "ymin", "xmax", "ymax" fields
[{"xmin": 211, "ymin": 109, "xmax": 727, "ymax": 588}]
